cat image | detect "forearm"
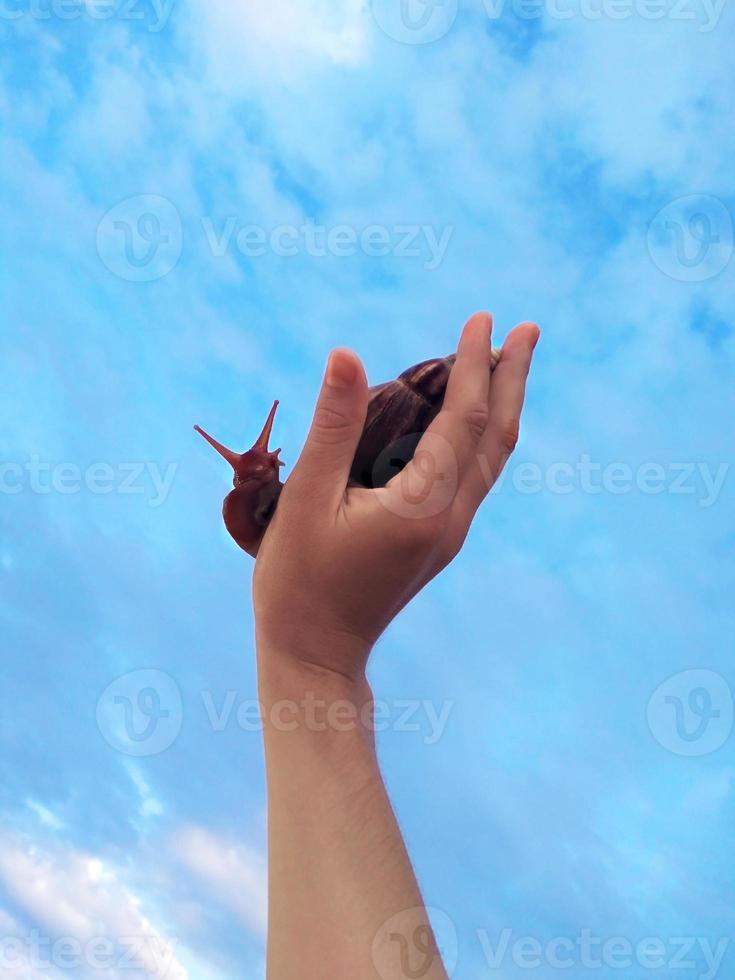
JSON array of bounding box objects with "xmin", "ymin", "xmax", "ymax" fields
[{"xmin": 257, "ymin": 638, "xmax": 448, "ymax": 980}]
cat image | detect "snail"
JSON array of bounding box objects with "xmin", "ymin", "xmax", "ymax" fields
[{"xmin": 195, "ymin": 348, "xmax": 501, "ymax": 556}]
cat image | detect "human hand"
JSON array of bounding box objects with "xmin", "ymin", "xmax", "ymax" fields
[{"xmin": 253, "ymin": 312, "xmax": 539, "ymax": 682}]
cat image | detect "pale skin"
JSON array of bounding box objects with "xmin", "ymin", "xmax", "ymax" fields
[{"xmin": 253, "ymin": 312, "xmax": 540, "ymax": 979}]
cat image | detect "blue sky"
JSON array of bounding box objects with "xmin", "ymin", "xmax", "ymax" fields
[{"xmin": 1, "ymin": 1, "xmax": 734, "ymax": 978}]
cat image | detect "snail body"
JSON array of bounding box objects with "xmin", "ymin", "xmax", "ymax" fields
[
  {"xmin": 196, "ymin": 348, "xmax": 500, "ymax": 555},
  {"xmin": 194, "ymin": 400, "xmax": 284, "ymax": 555}
]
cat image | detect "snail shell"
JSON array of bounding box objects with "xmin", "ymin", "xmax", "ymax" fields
[{"xmin": 350, "ymin": 348, "xmax": 500, "ymax": 488}]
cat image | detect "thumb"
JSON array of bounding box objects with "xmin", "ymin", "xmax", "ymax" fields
[{"xmin": 290, "ymin": 348, "xmax": 368, "ymax": 508}]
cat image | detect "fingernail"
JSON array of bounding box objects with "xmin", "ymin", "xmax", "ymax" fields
[{"xmin": 326, "ymin": 349, "xmax": 357, "ymax": 388}]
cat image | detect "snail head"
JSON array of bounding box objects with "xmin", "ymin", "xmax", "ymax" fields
[{"xmin": 194, "ymin": 400, "xmax": 284, "ymax": 488}]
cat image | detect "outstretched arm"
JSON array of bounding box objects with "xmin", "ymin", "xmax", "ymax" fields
[{"xmin": 253, "ymin": 313, "xmax": 539, "ymax": 979}]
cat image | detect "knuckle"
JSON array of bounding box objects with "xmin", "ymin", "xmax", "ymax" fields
[
  {"xmin": 311, "ymin": 404, "xmax": 356, "ymax": 444},
  {"xmin": 438, "ymin": 531, "xmax": 465, "ymax": 568},
  {"xmin": 412, "ymin": 517, "xmax": 438, "ymax": 545},
  {"xmin": 414, "ymin": 510, "xmax": 451, "ymax": 545},
  {"xmin": 499, "ymin": 417, "xmax": 520, "ymax": 454},
  {"xmin": 393, "ymin": 513, "xmax": 444, "ymax": 553},
  {"xmin": 463, "ymin": 404, "xmax": 490, "ymax": 441}
]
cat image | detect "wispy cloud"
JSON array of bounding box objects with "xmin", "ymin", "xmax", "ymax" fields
[
  {"xmin": 170, "ymin": 826, "xmax": 267, "ymax": 937},
  {"xmin": 0, "ymin": 834, "xmax": 186, "ymax": 979}
]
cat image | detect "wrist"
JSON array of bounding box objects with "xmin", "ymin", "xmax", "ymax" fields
[
  {"xmin": 256, "ymin": 629, "xmax": 375, "ymax": 741},
  {"xmin": 255, "ymin": 618, "xmax": 373, "ymax": 688}
]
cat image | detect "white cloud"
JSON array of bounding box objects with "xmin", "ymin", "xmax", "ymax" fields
[
  {"xmin": 0, "ymin": 909, "xmax": 65, "ymax": 979},
  {"xmin": 0, "ymin": 835, "xmax": 187, "ymax": 979},
  {"xmin": 124, "ymin": 763, "xmax": 165, "ymax": 821},
  {"xmin": 192, "ymin": 0, "xmax": 369, "ymax": 93},
  {"xmin": 25, "ymin": 800, "xmax": 64, "ymax": 831},
  {"xmin": 532, "ymin": 13, "xmax": 735, "ymax": 188},
  {"xmin": 682, "ymin": 767, "xmax": 735, "ymax": 815},
  {"xmin": 68, "ymin": 62, "xmax": 151, "ymax": 156},
  {"xmin": 170, "ymin": 826, "xmax": 267, "ymax": 937}
]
